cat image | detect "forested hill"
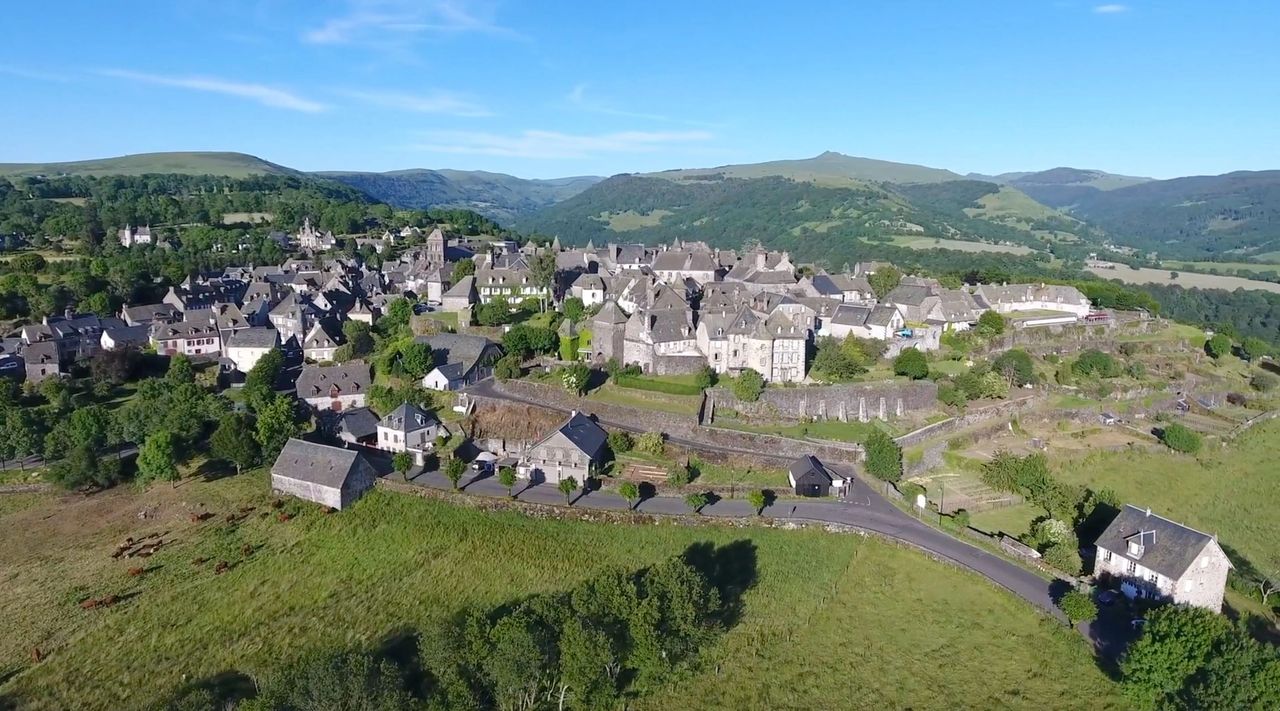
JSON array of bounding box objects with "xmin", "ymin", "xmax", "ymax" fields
[
  {"xmin": 1034, "ymin": 171, "xmax": 1280, "ymax": 261},
  {"xmin": 320, "ymin": 169, "xmax": 602, "ymax": 223},
  {"xmin": 515, "ymin": 174, "xmax": 1082, "ymax": 264}
]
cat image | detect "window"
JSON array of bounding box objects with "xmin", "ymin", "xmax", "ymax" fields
[
  {"xmin": 1101, "ymin": 549, "xmax": 1111, "ymax": 563},
  {"xmin": 1126, "ymin": 560, "xmax": 1137, "ymax": 575}
]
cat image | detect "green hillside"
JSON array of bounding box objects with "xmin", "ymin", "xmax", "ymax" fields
[
  {"xmin": 0, "ymin": 152, "xmax": 296, "ymax": 179},
  {"xmin": 321, "ymin": 169, "xmax": 601, "ymax": 223},
  {"xmin": 648, "ymin": 151, "xmax": 964, "ymax": 186}
]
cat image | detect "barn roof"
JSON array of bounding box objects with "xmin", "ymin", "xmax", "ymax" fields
[{"xmin": 271, "ymin": 438, "xmax": 371, "ymax": 489}]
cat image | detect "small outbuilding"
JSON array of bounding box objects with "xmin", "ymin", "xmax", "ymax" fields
[
  {"xmin": 270, "ymin": 438, "xmax": 377, "ymax": 510},
  {"xmin": 787, "ymin": 455, "xmax": 847, "ymax": 497}
]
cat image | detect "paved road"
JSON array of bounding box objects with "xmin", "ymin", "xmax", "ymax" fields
[
  {"xmin": 405, "ymin": 457, "xmax": 1068, "ymax": 622},
  {"xmin": 0, "ymin": 446, "xmax": 138, "ymax": 473}
]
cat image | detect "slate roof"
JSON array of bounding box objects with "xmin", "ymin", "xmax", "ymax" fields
[
  {"xmin": 271, "ymin": 438, "xmax": 370, "ymax": 489},
  {"xmin": 416, "ymin": 333, "xmax": 499, "ymax": 377},
  {"xmin": 884, "ymin": 284, "xmax": 935, "ymax": 306},
  {"xmin": 592, "ymin": 300, "xmax": 629, "ymax": 325},
  {"xmin": 538, "ymin": 411, "xmax": 608, "ymax": 459},
  {"xmin": 866, "ymin": 305, "xmax": 901, "ymax": 328},
  {"xmin": 295, "ymin": 360, "xmax": 371, "ymax": 399},
  {"xmin": 103, "ymin": 324, "xmax": 152, "ymax": 347},
  {"xmin": 378, "ymin": 402, "xmax": 439, "ymax": 434},
  {"xmin": 121, "ymin": 303, "xmax": 182, "ymax": 325},
  {"xmin": 789, "ymin": 455, "xmax": 837, "ymax": 484},
  {"xmin": 226, "ymin": 327, "xmax": 280, "ymax": 349},
  {"xmin": 830, "ymin": 304, "xmax": 873, "ymax": 327},
  {"xmin": 337, "ymin": 407, "xmax": 380, "ymax": 440},
  {"xmin": 1095, "ymin": 504, "xmax": 1229, "ymax": 580}
]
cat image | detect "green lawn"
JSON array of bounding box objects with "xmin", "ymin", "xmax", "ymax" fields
[
  {"xmin": 1053, "ymin": 420, "xmax": 1280, "ymax": 572},
  {"xmin": 714, "ymin": 416, "xmax": 896, "ymax": 442},
  {"xmin": 586, "ymin": 382, "xmax": 702, "ymax": 416},
  {"xmin": 970, "ymin": 502, "xmax": 1048, "ymax": 538},
  {"xmin": 0, "ymin": 473, "xmax": 1123, "ymax": 710}
]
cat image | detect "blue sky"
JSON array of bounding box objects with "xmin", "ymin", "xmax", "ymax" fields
[{"xmin": 1, "ymin": 1, "xmax": 1276, "ymax": 179}]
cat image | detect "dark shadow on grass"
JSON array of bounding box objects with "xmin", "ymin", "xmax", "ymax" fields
[
  {"xmin": 162, "ymin": 670, "xmax": 256, "ymax": 709},
  {"xmin": 681, "ymin": 539, "xmax": 759, "ymax": 628},
  {"xmin": 196, "ymin": 459, "xmax": 236, "ymax": 482}
]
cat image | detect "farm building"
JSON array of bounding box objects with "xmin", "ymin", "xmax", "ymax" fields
[
  {"xmin": 787, "ymin": 455, "xmax": 847, "ymax": 497},
  {"xmin": 270, "ymin": 438, "xmax": 377, "ymax": 510}
]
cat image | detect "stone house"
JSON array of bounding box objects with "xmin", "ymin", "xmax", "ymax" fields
[
  {"xmin": 118, "ymin": 224, "xmax": 153, "ymax": 247},
  {"xmin": 517, "ymin": 411, "xmax": 608, "ymax": 484},
  {"xmin": 295, "ymin": 360, "xmax": 371, "ymax": 412},
  {"xmin": 823, "ymin": 303, "xmax": 904, "ymax": 341},
  {"xmin": 1094, "ymin": 505, "xmax": 1233, "ymax": 612},
  {"xmin": 418, "ymin": 333, "xmax": 503, "ymax": 391},
  {"xmin": 973, "ymin": 283, "xmax": 1092, "ymax": 318},
  {"xmin": 302, "ymin": 320, "xmax": 344, "ymax": 363},
  {"xmin": 376, "ymin": 402, "xmax": 447, "ymax": 465},
  {"xmin": 224, "ymin": 327, "xmax": 280, "ymax": 373},
  {"xmin": 270, "ymin": 438, "xmax": 376, "ymax": 510},
  {"xmin": 151, "ymin": 319, "xmax": 222, "ymax": 357}
]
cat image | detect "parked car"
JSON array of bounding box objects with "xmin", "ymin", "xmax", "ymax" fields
[{"xmin": 1097, "ymin": 590, "xmax": 1118, "ymax": 607}]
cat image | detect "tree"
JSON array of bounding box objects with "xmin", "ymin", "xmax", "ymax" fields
[
  {"xmin": 992, "ymin": 349, "xmax": 1035, "ymax": 386},
  {"xmin": 45, "ymin": 404, "xmax": 113, "ymax": 458},
  {"xmin": 692, "ymin": 364, "xmax": 716, "ymax": 390},
  {"xmin": 1250, "ymin": 370, "xmax": 1279, "ymax": 392},
  {"xmin": 562, "ymin": 296, "xmax": 585, "ymax": 323},
  {"xmin": 606, "ymin": 430, "xmax": 633, "ymax": 455},
  {"xmin": 1120, "ymin": 605, "xmax": 1234, "ymax": 709},
  {"xmin": 863, "ymin": 429, "xmax": 902, "ymax": 483},
  {"xmin": 243, "ymin": 347, "xmax": 284, "ymax": 412},
  {"xmin": 46, "ymin": 444, "xmax": 123, "ymax": 490},
  {"xmin": 451, "ymin": 257, "xmax": 475, "ymax": 282},
  {"xmin": 90, "ymin": 346, "xmax": 141, "ymax": 386},
  {"xmin": 976, "ymin": 309, "xmax": 1005, "ymax": 337},
  {"xmin": 444, "ymin": 457, "xmax": 465, "ymax": 489},
  {"xmin": 209, "ymin": 414, "xmax": 258, "ymax": 474},
  {"xmin": 1159, "ymin": 423, "xmax": 1202, "ymax": 454},
  {"xmin": 1204, "ymin": 333, "xmax": 1232, "ymax": 360},
  {"xmin": 498, "ymin": 466, "xmax": 518, "ymax": 498},
  {"xmin": 392, "ymin": 451, "xmax": 413, "ymax": 482},
  {"xmin": 2, "ymin": 408, "xmax": 41, "ymax": 471},
  {"xmin": 732, "ymin": 368, "xmax": 764, "ymax": 402},
  {"xmin": 398, "ymin": 341, "xmax": 434, "ymax": 378},
  {"xmin": 746, "ymin": 489, "xmax": 768, "ymax": 516},
  {"xmin": 558, "ymin": 476, "xmax": 578, "ymax": 505},
  {"xmin": 166, "ymin": 353, "xmax": 194, "ymax": 383},
  {"xmin": 503, "ymin": 325, "xmax": 558, "ymax": 357},
  {"xmin": 247, "ymin": 649, "xmax": 415, "ymax": 711},
  {"xmin": 868, "ymin": 266, "xmax": 901, "ymax": 299},
  {"xmin": 893, "ymin": 348, "xmax": 929, "ymax": 380},
  {"xmin": 561, "ymin": 362, "xmax": 590, "ymax": 395},
  {"xmin": 529, "ymin": 252, "xmax": 558, "ymax": 312},
  {"xmin": 1240, "ymin": 336, "xmax": 1270, "ymax": 362},
  {"xmin": 136, "ymin": 430, "xmax": 180, "ymax": 487},
  {"xmin": 254, "ymin": 394, "xmax": 296, "ymax": 460},
  {"xmin": 1058, "ymin": 589, "xmax": 1097, "ymax": 624},
  {"xmin": 1072, "ymin": 349, "xmax": 1120, "ymax": 378},
  {"xmin": 494, "ymin": 353, "xmax": 522, "ymax": 381},
  {"xmin": 684, "ymin": 492, "xmax": 709, "ymax": 514},
  {"xmin": 1041, "ymin": 543, "xmax": 1082, "ymax": 575},
  {"xmin": 635, "ymin": 431, "xmax": 664, "ymax": 456},
  {"xmin": 341, "ymin": 319, "xmax": 374, "ymax": 358},
  {"xmin": 619, "ymin": 481, "xmax": 640, "ymax": 510},
  {"xmin": 813, "ymin": 336, "xmax": 867, "ymax": 381},
  {"xmin": 666, "ymin": 462, "xmax": 692, "ymax": 488}
]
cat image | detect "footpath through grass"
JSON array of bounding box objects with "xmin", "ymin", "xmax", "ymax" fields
[{"xmin": 0, "ymin": 473, "xmax": 1123, "ymax": 710}]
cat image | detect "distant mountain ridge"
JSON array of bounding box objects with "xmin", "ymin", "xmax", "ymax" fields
[
  {"xmin": 0, "ymin": 151, "xmax": 297, "ymax": 179},
  {"xmin": 319, "ymin": 169, "xmax": 603, "ymax": 223},
  {"xmin": 649, "ymin": 151, "xmax": 964, "ymax": 186}
]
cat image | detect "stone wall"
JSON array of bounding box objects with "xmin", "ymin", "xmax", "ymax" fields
[
  {"xmin": 894, "ymin": 394, "xmax": 1040, "ymax": 448},
  {"xmin": 707, "ymin": 380, "xmax": 937, "ymax": 424}
]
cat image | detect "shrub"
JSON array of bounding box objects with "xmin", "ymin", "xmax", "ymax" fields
[
  {"xmin": 1250, "ymin": 370, "xmax": 1279, "ymax": 392},
  {"xmin": 693, "ymin": 365, "xmax": 716, "ymax": 390},
  {"xmin": 493, "ymin": 353, "xmax": 521, "ymax": 381},
  {"xmin": 1072, "ymin": 350, "xmax": 1120, "ymax": 378},
  {"xmin": 976, "ymin": 310, "xmax": 1005, "ymax": 337},
  {"xmin": 952, "ymin": 509, "xmax": 971, "ymax": 529},
  {"xmin": 1058, "ymin": 589, "xmax": 1098, "ymax": 624},
  {"xmin": 893, "ymin": 348, "xmax": 929, "ymax": 380},
  {"xmin": 991, "ymin": 349, "xmax": 1035, "ymax": 386},
  {"xmin": 1204, "ymin": 333, "xmax": 1232, "ymax": 359},
  {"xmin": 607, "ymin": 430, "xmax": 633, "ymax": 454},
  {"xmin": 733, "ymin": 369, "xmax": 765, "ymax": 402},
  {"xmin": 863, "ymin": 429, "xmax": 902, "ymax": 483},
  {"xmin": 666, "ymin": 462, "xmax": 692, "ymax": 487},
  {"xmin": 1041, "ymin": 543, "xmax": 1082, "ymax": 575},
  {"xmin": 1159, "ymin": 423, "xmax": 1202, "ymax": 454},
  {"xmin": 635, "ymin": 431, "xmax": 665, "ymax": 456}
]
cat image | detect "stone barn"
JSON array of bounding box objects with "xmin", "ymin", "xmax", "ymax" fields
[
  {"xmin": 270, "ymin": 438, "xmax": 377, "ymax": 510},
  {"xmin": 787, "ymin": 455, "xmax": 847, "ymax": 497}
]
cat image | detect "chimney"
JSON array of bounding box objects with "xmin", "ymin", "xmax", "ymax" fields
[{"xmin": 1145, "ymin": 507, "xmax": 1151, "ymax": 517}]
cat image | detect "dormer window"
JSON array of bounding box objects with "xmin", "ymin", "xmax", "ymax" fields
[{"xmin": 1127, "ymin": 540, "xmax": 1144, "ymax": 558}]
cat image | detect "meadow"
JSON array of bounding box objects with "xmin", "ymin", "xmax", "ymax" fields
[
  {"xmin": 865, "ymin": 234, "xmax": 1036, "ymax": 255},
  {"xmin": 1087, "ymin": 263, "xmax": 1280, "ymax": 294},
  {"xmin": 0, "ymin": 471, "xmax": 1124, "ymax": 710}
]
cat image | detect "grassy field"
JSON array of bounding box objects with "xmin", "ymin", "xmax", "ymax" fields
[
  {"xmin": 1087, "ymin": 263, "xmax": 1280, "ymax": 294},
  {"xmin": 1052, "ymin": 419, "xmax": 1280, "ymax": 573},
  {"xmin": 864, "ymin": 234, "xmax": 1036, "ymax": 255},
  {"xmin": 0, "ymin": 151, "xmax": 291, "ymax": 179},
  {"xmin": 971, "ymin": 501, "xmax": 1048, "ymax": 538},
  {"xmin": 0, "ymin": 473, "xmax": 1123, "ymax": 710},
  {"xmin": 1164, "ymin": 259, "xmax": 1280, "ymax": 274},
  {"xmin": 595, "ymin": 209, "xmax": 674, "ymax": 231},
  {"xmin": 586, "ymin": 382, "xmax": 702, "ymax": 416},
  {"xmin": 714, "ymin": 416, "xmax": 897, "ymax": 442}
]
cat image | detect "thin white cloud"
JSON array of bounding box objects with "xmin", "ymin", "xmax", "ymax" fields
[
  {"xmin": 410, "ymin": 129, "xmax": 714, "ymax": 159},
  {"xmin": 96, "ymin": 69, "xmax": 326, "ymax": 113},
  {"xmin": 1093, "ymin": 4, "xmax": 1130, "ymax": 13},
  {"xmin": 338, "ymin": 89, "xmax": 492, "ymax": 116},
  {"xmin": 304, "ymin": 0, "xmax": 520, "ymax": 45},
  {"xmin": 566, "ymin": 83, "xmax": 723, "ymax": 129}
]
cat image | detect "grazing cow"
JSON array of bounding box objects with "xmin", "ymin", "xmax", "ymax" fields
[
  {"xmin": 79, "ymin": 599, "xmax": 99, "ymax": 610},
  {"xmin": 31, "ymin": 647, "xmax": 42, "ymax": 663},
  {"xmin": 127, "ymin": 567, "xmax": 144, "ymax": 577},
  {"xmin": 214, "ymin": 561, "xmax": 230, "ymax": 574},
  {"xmin": 239, "ymin": 506, "xmax": 255, "ymax": 514},
  {"xmin": 241, "ymin": 544, "xmax": 253, "ymax": 557},
  {"xmin": 276, "ymin": 513, "xmax": 292, "ymax": 522}
]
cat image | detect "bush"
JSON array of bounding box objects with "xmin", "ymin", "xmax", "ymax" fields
[
  {"xmin": 893, "ymin": 348, "xmax": 929, "ymax": 380},
  {"xmin": 1159, "ymin": 423, "xmax": 1202, "ymax": 454},
  {"xmin": 666, "ymin": 462, "xmax": 692, "ymax": 487},
  {"xmin": 1058, "ymin": 589, "xmax": 1098, "ymax": 624},
  {"xmin": 693, "ymin": 365, "xmax": 716, "ymax": 390},
  {"xmin": 493, "ymin": 353, "xmax": 521, "ymax": 381},
  {"xmin": 1041, "ymin": 543, "xmax": 1082, "ymax": 575},
  {"xmin": 1072, "ymin": 350, "xmax": 1120, "ymax": 378},
  {"xmin": 864, "ymin": 429, "xmax": 903, "ymax": 482},
  {"xmin": 1249, "ymin": 370, "xmax": 1279, "ymax": 392},
  {"xmin": 732, "ymin": 369, "xmax": 765, "ymax": 402},
  {"xmin": 991, "ymin": 349, "xmax": 1035, "ymax": 386},
  {"xmin": 635, "ymin": 431, "xmax": 665, "ymax": 456},
  {"xmin": 952, "ymin": 508, "xmax": 971, "ymax": 529},
  {"xmin": 1204, "ymin": 333, "xmax": 1232, "ymax": 359},
  {"xmin": 607, "ymin": 430, "xmax": 633, "ymax": 454},
  {"xmin": 976, "ymin": 310, "xmax": 1005, "ymax": 337}
]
